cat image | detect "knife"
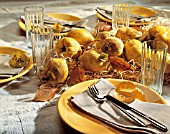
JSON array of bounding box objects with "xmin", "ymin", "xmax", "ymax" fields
[{"xmin": 106, "ymin": 95, "xmax": 168, "ymax": 132}]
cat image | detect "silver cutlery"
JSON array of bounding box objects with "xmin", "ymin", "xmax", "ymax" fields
[
  {"xmin": 88, "ymin": 85, "xmax": 168, "ymax": 132},
  {"xmin": 0, "ymin": 74, "xmax": 13, "ymax": 78},
  {"xmin": 20, "ymin": 16, "xmax": 85, "ymax": 28},
  {"xmin": 88, "ymin": 85, "xmax": 146, "ymax": 127},
  {"xmin": 95, "ymin": 8, "xmax": 112, "ymax": 20},
  {"xmin": 96, "ymin": 7, "xmax": 158, "ymax": 20}
]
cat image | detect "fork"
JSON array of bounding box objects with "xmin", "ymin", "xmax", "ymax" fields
[
  {"xmin": 88, "ymin": 86, "xmax": 146, "ymax": 127},
  {"xmin": 88, "ymin": 85, "xmax": 168, "ymax": 132}
]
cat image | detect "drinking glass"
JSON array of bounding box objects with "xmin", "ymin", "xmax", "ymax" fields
[
  {"xmin": 140, "ymin": 40, "xmax": 168, "ymax": 94},
  {"xmin": 112, "ymin": 3, "xmax": 131, "ymax": 31},
  {"xmin": 24, "ymin": 6, "xmax": 44, "ymax": 48},
  {"xmin": 30, "ymin": 26, "xmax": 54, "ymax": 75}
]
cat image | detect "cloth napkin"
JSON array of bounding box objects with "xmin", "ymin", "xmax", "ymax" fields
[
  {"xmin": 71, "ymin": 78, "xmax": 170, "ymax": 134},
  {"xmin": 0, "ymin": 54, "xmax": 23, "ymax": 77}
]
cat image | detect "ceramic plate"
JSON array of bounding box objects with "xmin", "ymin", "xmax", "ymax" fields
[
  {"xmin": 57, "ymin": 79, "xmax": 166, "ymax": 134},
  {"xmin": 0, "ymin": 46, "xmax": 33, "ymax": 84},
  {"xmin": 96, "ymin": 6, "xmax": 158, "ymax": 26},
  {"xmin": 18, "ymin": 13, "xmax": 82, "ymax": 36}
]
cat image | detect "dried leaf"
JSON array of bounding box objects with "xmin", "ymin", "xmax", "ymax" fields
[
  {"xmin": 68, "ymin": 65, "xmax": 86, "ymax": 85},
  {"xmin": 33, "ymin": 84, "xmax": 57, "ymax": 102},
  {"xmin": 109, "ymin": 56, "xmax": 133, "ymax": 71}
]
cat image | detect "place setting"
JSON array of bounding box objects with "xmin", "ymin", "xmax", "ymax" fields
[
  {"xmin": 1, "ymin": 1, "xmax": 170, "ymax": 134},
  {"xmin": 18, "ymin": 6, "xmax": 86, "ymax": 39},
  {"xmin": 0, "ymin": 46, "xmax": 33, "ymax": 84},
  {"xmin": 95, "ymin": 4, "xmax": 158, "ymax": 26}
]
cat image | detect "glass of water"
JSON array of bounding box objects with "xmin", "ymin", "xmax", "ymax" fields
[
  {"xmin": 140, "ymin": 40, "xmax": 168, "ymax": 94},
  {"xmin": 112, "ymin": 3, "xmax": 131, "ymax": 31},
  {"xmin": 30, "ymin": 26, "xmax": 54, "ymax": 75},
  {"xmin": 24, "ymin": 6, "xmax": 44, "ymax": 48}
]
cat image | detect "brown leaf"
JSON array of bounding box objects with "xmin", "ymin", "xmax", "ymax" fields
[
  {"xmin": 68, "ymin": 65, "xmax": 86, "ymax": 85},
  {"xmin": 33, "ymin": 84, "xmax": 57, "ymax": 102},
  {"xmin": 109, "ymin": 56, "xmax": 133, "ymax": 71}
]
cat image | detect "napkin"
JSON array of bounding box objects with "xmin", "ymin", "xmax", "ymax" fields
[
  {"xmin": 0, "ymin": 54, "xmax": 23, "ymax": 77},
  {"xmin": 71, "ymin": 78, "xmax": 170, "ymax": 133}
]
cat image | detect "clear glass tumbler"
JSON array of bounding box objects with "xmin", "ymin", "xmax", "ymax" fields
[
  {"xmin": 112, "ymin": 3, "xmax": 131, "ymax": 31},
  {"xmin": 141, "ymin": 40, "xmax": 168, "ymax": 94},
  {"xmin": 30, "ymin": 26, "xmax": 54, "ymax": 75},
  {"xmin": 24, "ymin": 6, "xmax": 44, "ymax": 48}
]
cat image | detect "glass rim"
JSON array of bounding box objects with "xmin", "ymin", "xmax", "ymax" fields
[
  {"xmin": 142, "ymin": 40, "xmax": 168, "ymax": 51},
  {"xmin": 24, "ymin": 6, "xmax": 44, "ymax": 12},
  {"xmin": 30, "ymin": 26, "xmax": 54, "ymax": 35},
  {"xmin": 113, "ymin": 3, "xmax": 131, "ymax": 7}
]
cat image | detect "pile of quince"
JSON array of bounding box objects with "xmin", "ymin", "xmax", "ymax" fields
[{"xmin": 41, "ymin": 22, "xmax": 170, "ymax": 86}]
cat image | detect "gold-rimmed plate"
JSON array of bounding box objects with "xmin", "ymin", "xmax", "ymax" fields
[
  {"xmin": 18, "ymin": 13, "xmax": 82, "ymax": 36},
  {"xmin": 96, "ymin": 6, "xmax": 158, "ymax": 26},
  {"xmin": 0, "ymin": 46, "xmax": 33, "ymax": 84},
  {"xmin": 57, "ymin": 79, "xmax": 166, "ymax": 134}
]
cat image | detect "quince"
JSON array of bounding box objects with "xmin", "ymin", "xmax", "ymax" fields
[
  {"xmin": 78, "ymin": 49, "xmax": 109, "ymax": 72},
  {"xmin": 116, "ymin": 27, "xmax": 142, "ymax": 43},
  {"xmin": 54, "ymin": 37, "xmax": 82, "ymax": 59},
  {"xmin": 101, "ymin": 37, "xmax": 124, "ymax": 56},
  {"xmin": 67, "ymin": 28, "xmax": 94, "ymax": 46},
  {"xmin": 149, "ymin": 25, "xmax": 170, "ymax": 53},
  {"xmin": 113, "ymin": 81, "xmax": 145, "ymax": 103},
  {"xmin": 124, "ymin": 39, "xmax": 142, "ymax": 64},
  {"xmin": 44, "ymin": 58, "xmax": 68, "ymax": 84},
  {"xmin": 9, "ymin": 51, "xmax": 30, "ymax": 68}
]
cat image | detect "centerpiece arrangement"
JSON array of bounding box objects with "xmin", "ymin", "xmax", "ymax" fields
[{"xmin": 31, "ymin": 15, "xmax": 170, "ymax": 101}]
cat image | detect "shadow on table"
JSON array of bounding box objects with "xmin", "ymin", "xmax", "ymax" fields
[
  {"xmin": 34, "ymin": 101, "xmax": 82, "ymax": 134},
  {"xmin": 0, "ymin": 69, "xmax": 39, "ymax": 95},
  {"xmin": 0, "ymin": 21, "xmax": 25, "ymax": 40}
]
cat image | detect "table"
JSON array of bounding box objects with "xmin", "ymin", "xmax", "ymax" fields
[{"xmin": 0, "ymin": 0, "xmax": 170, "ymax": 133}]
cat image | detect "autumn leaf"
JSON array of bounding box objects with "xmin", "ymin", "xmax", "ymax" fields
[
  {"xmin": 109, "ymin": 56, "xmax": 133, "ymax": 71},
  {"xmin": 33, "ymin": 84, "xmax": 57, "ymax": 102},
  {"xmin": 68, "ymin": 65, "xmax": 86, "ymax": 85}
]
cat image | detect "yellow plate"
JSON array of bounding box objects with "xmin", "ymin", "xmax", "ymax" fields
[
  {"xmin": 18, "ymin": 13, "xmax": 82, "ymax": 36},
  {"xmin": 0, "ymin": 46, "xmax": 33, "ymax": 84},
  {"xmin": 57, "ymin": 79, "xmax": 166, "ymax": 134},
  {"xmin": 47, "ymin": 13, "xmax": 82, "ymax": 22},
  {"xmin": 97, "ymin": 6, "xmax": 158, "ymax": 26}
]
